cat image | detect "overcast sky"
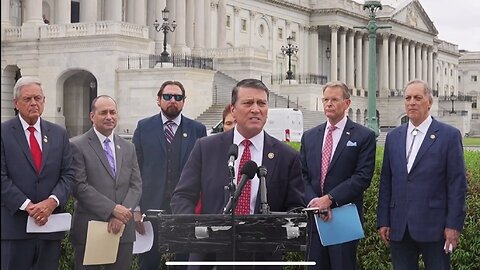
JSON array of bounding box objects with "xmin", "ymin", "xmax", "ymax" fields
[{"xmin": 419, "ymin": 0, "xmax": 480, "ymax": 51}]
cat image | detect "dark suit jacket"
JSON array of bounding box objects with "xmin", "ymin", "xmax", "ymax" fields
[
  {"xmin": 171, "ymin": 129, "xmax": 305, "ymax": 214},
  {"xmin": 69, "ymin": 128, "xmax": 142, "ymax": 244},
  {"xmin": 377, "ymin": 118, "xmax": 467, "ymax": 242},
  {"xmin": 1, "ymin": 117, "xmax": 74, "ymax": 240},
  {"xmin": 300, "ymin": 118, "xmax": 376, "ymax": 218},
  {"xmin": 133, "ymin": 114, "xmax": 206, "ymax": 213}
]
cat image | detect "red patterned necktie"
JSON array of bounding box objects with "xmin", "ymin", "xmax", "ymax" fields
[
  {"xmin": 235, "ymin": 139, "xmax": 252, "ymax": 215},
  {"xmin": 27, "ymin": 126, "xmax": 42, "ymax": 173},
  {"xmin": 320, "ymin": 125, "xmax": 336, "ymax": 193}
]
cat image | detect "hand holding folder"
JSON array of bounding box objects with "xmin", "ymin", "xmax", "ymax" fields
[
  {"xmin": 83, "ymin": 221, "xmax": 125, "ymax": 265},
  {"xmin": 314, "ymin": 203, "xmax": 364, "ymax": 246}
]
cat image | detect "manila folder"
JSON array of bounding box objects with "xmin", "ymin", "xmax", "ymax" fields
[{"xmin": 83, "ymin": 220, "xmax": 125, "ymax": 265}]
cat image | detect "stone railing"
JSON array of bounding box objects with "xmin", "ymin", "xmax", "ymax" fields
[
  {"xmin": 204, "ymin": 47, "xmax": 269, "ymax": 59},
  {"xmin": 2, "ymin": 22, "xmax": 149, "ymax": 41},
  {"xmin": 40, "ymin": 22, "xmax": 149, "ymax": 39},
  {"xmin": 3, "ymin": 26, "xmax": 22, "ymax": 41}
]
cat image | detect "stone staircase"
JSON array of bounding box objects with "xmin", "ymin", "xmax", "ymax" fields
[{"xmin": 195, "ymin": 71, "xmax": 326, "ymax": 132}]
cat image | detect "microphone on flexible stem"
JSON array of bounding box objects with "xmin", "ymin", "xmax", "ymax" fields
[
  {"xmin": 223, "ymin": 160, "xmax": 258, "ymax": 214},
  {"xmin": 227, "ymin": 144, "xmax": 238, "ymax": 174},
  {"xmin": 257, "ymin": 165, "xmax": 270, "ymax": 214}
]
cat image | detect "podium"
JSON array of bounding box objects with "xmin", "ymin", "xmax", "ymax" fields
[{"xmin": 145, "ymin": 212, "xmax": 308, "ymax": 254}]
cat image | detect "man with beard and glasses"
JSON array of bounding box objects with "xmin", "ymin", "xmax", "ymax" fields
[{"xmin": 132, "ymin": 80, "xmax": 206, "ymax": 270}]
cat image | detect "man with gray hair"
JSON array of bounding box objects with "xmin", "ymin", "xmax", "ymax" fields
[
  {"xmin": 1, "ymin": 76, "xmax": 75, "ymax": 270},
  {"xmin": 377, "ymin": 79, "xmax": 467, "ymax": 269}
]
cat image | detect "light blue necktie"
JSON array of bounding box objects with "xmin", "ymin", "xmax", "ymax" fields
[{"xmin": 103, "ymin": 138, "xmax": 116, "ymax": 176}]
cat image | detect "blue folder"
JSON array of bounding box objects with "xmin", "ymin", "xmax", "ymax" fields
[{"xmin": 314, "ymin": 203, "xmax": 364, "ymax": 246}]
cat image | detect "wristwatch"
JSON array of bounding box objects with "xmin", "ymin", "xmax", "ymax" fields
[{"xmin": 327, "ymin": 193, "xmax": 336, "ymax": 206}]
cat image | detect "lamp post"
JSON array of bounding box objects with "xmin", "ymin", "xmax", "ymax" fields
[
  {"xmin": 281, "ymin": 36, "xmax": 299, "ymax": 81},
  {"xmin": 355, "ymin": 1, "xmax": 391, "ymax": 137},
  {"xmin": 153, "ymin": 8, "xmax": 177, "ymax": 62},
  {"xmin": 450, "ymin": 93, "xmax": 457, "ymax": 114}
]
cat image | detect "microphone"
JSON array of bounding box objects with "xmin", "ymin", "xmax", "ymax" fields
[
  {"xmin": 257, "ymin": 166, "xmax": 270, "ymax": 214},
  {"xmin": 223, "ymin": 160, "xmax": 258, "ymax": 214},
  {"xmin": 227, "ymin": 144, "xmax": 238, "ymax": 169}
]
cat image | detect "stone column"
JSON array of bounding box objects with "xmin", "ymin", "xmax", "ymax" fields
[
  {"xmin": 80, "ymin": 0, "xmax": 97, "ymax": 23},
  {"xmin": 166, "ymin": 0, "xmax": 176, "ymax": 45},
  {"xmin": 409, "ymin": 42, "xmax": 416, "ymax": 80},
  {"xmin": 174, "ymin": 0, "xmax": 187, "ymax": 50},
  {"xmin": 217, "ymin": 0, "xmax": 227, "ymax": 48},
  {"xmin": 339, "ymin": 28, "xmax": 346, "ymax": 83},
  {"xmin": 416, "ymin": 43, "xmax": 422, "ymax": 80},
  {"xmin": 362, "ymin": 35, "xmax": 369, "ymax": 90},
  {"xmin": 134, "ymin": 0, "xmax": 146, "ymax": 25},
  {"xmin": 355, "ymin": 33, "xmax": 363, "ymax": 91},
  {"xmin": 422, "ymin": 46, "xmax": 428, "ymax": 82},
  {"xmin": 428, "ymin": 47, "xmax": 433, "ymax": 87},
  {"xmin": 330, "ymin": 25, "xmax": 339, "ymax": 82},
  {"xmin": 204, "ymin": 1, "xmax": 212, "ymax": 48},
  {"xmin": 126, "ymin": 0, "xmax": 135, "ymax": 23},
  {"xmin": 389, "ymin": 35, "xmax": 396, "ymax": 91},
  {"xmin": 396, "ymin": 37, "xmax": 403, "ymax": 91},
  {"xmin": 193, "ymin": 0, "xmax": 205, "ymax": 51},
  {"xmin": 403, "ymin": 39, "xmax": 409, "ymax": 84},
  {"xmin": 346, "ymin": 30, "xmax": 354, "ymax": 89},
  {"xmin": 1, "ymin": 0, "xmax": 11, "ymax": 27},
  {"xmin": 105, "ymin": 0, "xmax": 123, "ymax": 21},
  {"xmin": 381, "ymin": 33, "xmax": 389, "ymax": 92},
  {"xmin": 55, "ymin": 0, "xmax": 71, "ymax": 24},
  {"xmin": 309, "ymin": 26, "xmax": 319, "ymax": 75},
  {"xmin": 24, "ymin": 0, "xmax": 43, "ymax": 25},
  {"xmin": 185, "ymin": 0, "xmax": 194, "ymax": 48}
]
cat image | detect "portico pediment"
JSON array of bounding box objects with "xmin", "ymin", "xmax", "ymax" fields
[{"xmin": 390, "ymin": 0, "xmax": 438, "ymax": 35}]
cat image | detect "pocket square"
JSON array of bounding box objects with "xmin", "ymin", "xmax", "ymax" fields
[{"xmin": 346, "ymin": 140, "xmax": 357, "ymax": 147}]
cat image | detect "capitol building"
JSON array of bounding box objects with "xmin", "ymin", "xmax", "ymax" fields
[{"xmin": 1, "ymin": 0, "xmax": 479, "ymax": 137}]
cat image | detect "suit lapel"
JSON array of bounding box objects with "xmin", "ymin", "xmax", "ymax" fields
[
  {"xmin": 87, "ymin": 129, "xmax": 115, "ymax": 179},
  {"xmin": 113, "ymin": 134, "xmax": 123, "ymax": 181},
  {"xmin": 328, "ymin": 120, "xmax": 353, "ymax": 170},
  {"xmin": 180, "ymin": 116, "xmax": 191, "ymax": 163},
  {"xmin": 410, "ymin": 120, "xmax": 439, "ymax": 172},
  {"xmin": 312, "ymin": 124, "xmax": 326, "ymax": 179},
  {"xmin": 12, "ymin": 118, "xmax": 37, "ymax": 172},
  {"xmin": 257, "ymin": 133, "xmax": 278, "ymax": 211},
  {"xmin": 39, "ymin": 120, "xmax": 50, "ymax": 174},
  {"xmin": 154, "ymin": 114, "xmax": 167, "ymax": 154}
]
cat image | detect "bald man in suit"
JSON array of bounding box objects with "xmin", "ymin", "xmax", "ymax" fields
[{"xmin": 70, "ymin": 95, "xmax": 142, "ymax": 270}]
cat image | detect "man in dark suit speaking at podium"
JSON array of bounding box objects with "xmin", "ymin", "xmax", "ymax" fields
[{"xmin": 171, "ymin": 79, "xmax": 305, "ymax": 269}]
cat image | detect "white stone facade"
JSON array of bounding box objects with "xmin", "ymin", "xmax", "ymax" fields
[{"xmin": 1, "ymin": 0, "xmax": 478, "ymax": 137}]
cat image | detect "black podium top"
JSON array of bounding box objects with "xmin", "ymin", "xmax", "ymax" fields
[{"xmin": 145, "ymin": 212, "xmax": 308, "ymax": 254}]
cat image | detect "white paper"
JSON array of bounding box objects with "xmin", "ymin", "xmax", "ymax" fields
[
  {"xmin": 26, "ymin": 213, "xmax": 72, "ymax": 233},
  {"xmin": 133, "ymin": 221, "xmax": 154, "ymax": 254}
]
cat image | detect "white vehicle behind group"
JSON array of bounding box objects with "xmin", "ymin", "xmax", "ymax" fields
[
  {"xmin": 208, "ymin": 107, "xmax": 304, "ymax": 142},
  {"xmin": 264, "ymin": 108, "xmax": 303, "ymax": 142}
]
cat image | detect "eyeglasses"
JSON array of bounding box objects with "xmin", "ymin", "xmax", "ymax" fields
[
  {"xmin": 321, "ymin": 98, "xmax": 345, "ymax": 104},
  {"xmin": 161, "ymin": 94, "xmax": 184, "ymax": 102}
]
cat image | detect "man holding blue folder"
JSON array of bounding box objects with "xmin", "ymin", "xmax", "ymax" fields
[{"xmin": 300, "ymin": 81, "xmax": 376, "ymax": 269}]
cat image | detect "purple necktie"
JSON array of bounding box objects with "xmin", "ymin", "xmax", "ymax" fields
[{"xmin": 103, "ymin": 138, "xmax": 116, "ymax": 176}]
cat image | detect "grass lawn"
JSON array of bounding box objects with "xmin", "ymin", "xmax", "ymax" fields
[{"xmin": 464, "ymin": 137, "xmax": 480, "ymax": 146}]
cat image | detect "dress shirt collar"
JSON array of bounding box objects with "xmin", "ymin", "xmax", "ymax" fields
[
  {"xmin": 233, "ymin": 128, "xmax": 264, "ymax": 152},
  {"xmin": 93, "ymin": 127, "xmax": 114, "ymax": 145},
  {"xmin": 327, "ymin": 116, "xmax": 347, "ymax": 132},
  {"xmin": 161, "ymin": 112, "xmax": 182, "ymax": 127},
  {"xmin": 19, "ymin": 115, "xmax": 41, "ymax": 132},
  {"xmin": 408, "ymin": 115, "xmax": 432, "ymax": 135}
]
